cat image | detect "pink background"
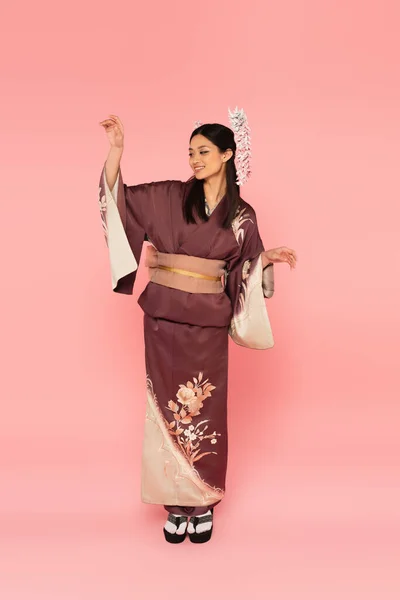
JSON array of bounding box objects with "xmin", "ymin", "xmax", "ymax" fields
[{"xmin": 1, "ymin": 0, "xmax": 399, "ymax": 597}]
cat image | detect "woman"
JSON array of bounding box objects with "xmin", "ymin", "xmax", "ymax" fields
[{"xmin": 98, "ymin": 113, "xmax": 297, "ymax": 543}]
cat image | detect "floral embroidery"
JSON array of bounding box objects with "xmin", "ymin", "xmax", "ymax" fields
[
  {"xmin": 231, "ymin": 205, "xmax": 254, "ymax": 245},
  {"xmin": 98, "ymin": 185, "xmax": 108, "ymax": 244},
  {"xmin": 145, "ymin": 375, "xmax": 225, "ymax": 496},
  {"xmin": 164, "ymin": 371, "xmax": 221, "ymax": 466},
  {"xmin": 242, "ymin": 259, "xmax": 251, "ymax": 280},
  {"xmin": 237, "ymin": 258, "xmax": 252, "ymax": 311}
]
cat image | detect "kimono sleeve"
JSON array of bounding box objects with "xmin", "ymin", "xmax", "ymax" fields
[
  {"xmin": 225, "ymin": 208, "xmax": 275, "ymax": 350},
  {"xmin": 98, "ymin": 161, "xmax": 169, "ymax": 294}
]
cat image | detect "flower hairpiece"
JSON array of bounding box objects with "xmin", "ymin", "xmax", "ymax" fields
[{"xmin": 193, "ymin": 106, "xmax": 252, "ymax": 186}]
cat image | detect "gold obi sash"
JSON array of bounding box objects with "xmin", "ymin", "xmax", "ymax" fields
[{"xmin": 145, "ymin": 245, "xmax": 227, "ymax": 294}]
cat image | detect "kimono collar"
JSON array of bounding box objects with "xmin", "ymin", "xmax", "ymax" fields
[{"xmin": 205, "ymin": 195, "xmax": 225, "ymax": 216}]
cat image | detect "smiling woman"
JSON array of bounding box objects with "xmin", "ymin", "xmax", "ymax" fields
[
  {"xmin": 185, "ymin": 124, "xmax": 238, "ymax": 228},
  {"xmin": 97, "ymin": 113, "xmax": 294, "ymax": 544}
]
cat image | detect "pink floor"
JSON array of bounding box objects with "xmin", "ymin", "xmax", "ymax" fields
[{"xmin": 1, "ymin": 466, "xmax": 399, "ymax": 600}]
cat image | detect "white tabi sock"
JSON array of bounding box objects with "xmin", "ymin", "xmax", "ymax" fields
[
  {"xmin": 164, "ymin": 513, "xmax": 188, "ymax": 535},
  {"xmin": 187, "ymin": 510, "xmax": 213, "ymax": 534}
]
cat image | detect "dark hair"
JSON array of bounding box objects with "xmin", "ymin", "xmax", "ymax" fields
[{"xmin": 184, "ymin": 123, "xmax": 240, "ymax": 229}]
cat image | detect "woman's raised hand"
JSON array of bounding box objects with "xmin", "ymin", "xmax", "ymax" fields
[{"xmin": 99, "ymin": 114, "xmax": 124, "ymax": 149}]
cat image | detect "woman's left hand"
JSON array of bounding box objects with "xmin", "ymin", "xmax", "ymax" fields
[{"xmin": 262, "ymin": 247, "xmax": 298, "ymax": 270}]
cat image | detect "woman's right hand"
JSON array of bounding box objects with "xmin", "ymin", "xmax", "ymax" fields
[{"xmin": 99, "ymin": 114, "xmax": 124, "ymax": 149}]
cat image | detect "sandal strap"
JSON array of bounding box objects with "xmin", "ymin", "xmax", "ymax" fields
[
  {"xmin": 167, "ymin": 513, "xmax": 186, "ymax": 527},
  {"xmin": 191, "ymin": 510, "xmax": 214, "ymax": 527}
]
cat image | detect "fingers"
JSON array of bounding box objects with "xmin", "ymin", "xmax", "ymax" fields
[
  {"xmin": 109, "ymin": 114, "xmax": 123, "ymax": 129},
  {"xmin": 265, "ymin": 246, "xmax": 298, "ymax": 269},
  {"xmin": 288, "ymin": 252, "xmax": 296, "ymax": 269},
  {"xmin": 99, "ymin": 118, "xmax": 117, "ymax": 128},
  {"xmin": 281, "ymin": 246, "xmax": 297, "ymax": 258},
  {"xmin": 281, "ymin": 247, "xmax": 297, "ymax": 269},
  {"xmin": 99, "ymin": 115, "xmax": 123, "ymax": 130}
]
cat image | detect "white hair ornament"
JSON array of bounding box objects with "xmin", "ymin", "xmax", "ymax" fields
[{"xmin": 193, "ymin": 106, "xmax": 252, "ymax": 186}]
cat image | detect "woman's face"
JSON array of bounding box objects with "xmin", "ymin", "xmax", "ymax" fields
[{"xmin": 189, "ymin": 134, "xmax": 232, "ymax": 180}]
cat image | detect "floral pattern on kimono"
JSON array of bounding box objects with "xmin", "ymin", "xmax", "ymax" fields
[
  {"xmin": 225, "ymin": 204, "xmax": 275, "ymax": 349},
  {"xmin": 143, "ymin": 370, "xmax": 225, "ymax": 506},
  {"xmin": 164, "ymin": 371, "xmax": 221, "ymax": 466}
]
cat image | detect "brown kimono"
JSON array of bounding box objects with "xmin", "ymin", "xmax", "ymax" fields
[{"xmin": 98, "ymin": 162, "xmax": 275, "ymax": 514}]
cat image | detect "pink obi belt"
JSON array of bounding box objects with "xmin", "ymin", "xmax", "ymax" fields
[{"xmin": 145, "ymin": 245, "xmax": 227, "ymax": 294}]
